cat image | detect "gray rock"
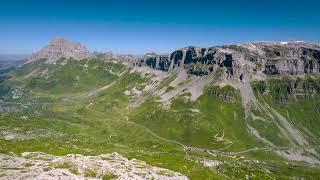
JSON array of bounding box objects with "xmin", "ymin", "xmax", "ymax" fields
[
  {"xmin": 0, "ymin": 152, "xmax": 188, "ymax": 180},
  {"xmin": 27, "ymin": 39, "xmax": 320, "ymax": 82},
  {"xmin": 122, "ymin": 41, "xmax": 320, "ymax": 82},
  {"xmin": 27, "ymin": 38, "xmax": 95, "ymax": 64}
]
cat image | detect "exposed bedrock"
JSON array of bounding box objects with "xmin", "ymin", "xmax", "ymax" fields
[{"xmin": 129, "ymin": 42, "xmax": 320, "ymax": 82}]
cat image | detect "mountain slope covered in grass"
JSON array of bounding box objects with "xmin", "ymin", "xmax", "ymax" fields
[{"xmin": 1, "ymin": 39, "xmax": 320, "ymax": 179}]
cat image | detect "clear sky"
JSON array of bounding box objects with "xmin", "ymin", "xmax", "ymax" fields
[{"xmin": 1, "ymin": 0, "xmax": 320, "ymax": 54}]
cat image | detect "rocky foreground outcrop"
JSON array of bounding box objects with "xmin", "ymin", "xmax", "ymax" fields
[
  {"xmin": 28, "ymin": 38, "xmax": 95, "ymax": 64},
  {"xmin": 124, "ymin": 41, "xmax": 320, "ymax": 82},
  {"xmin": 0, "ymin": 152, "xmax": 188, "ymax": 180}
]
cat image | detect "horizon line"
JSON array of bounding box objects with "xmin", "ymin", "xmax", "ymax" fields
[{"xmin": 1, "ymin": 39, "xmax": 319, "ymax": 56}]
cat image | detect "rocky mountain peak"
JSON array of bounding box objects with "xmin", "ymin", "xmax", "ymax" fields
[
  {"xmin": 51, "ymin": 37, "xmax": 69, "ymax": 45},
  {"xmin": 27, "ymin": 38, "xmax": 95, "ymax": 64}
]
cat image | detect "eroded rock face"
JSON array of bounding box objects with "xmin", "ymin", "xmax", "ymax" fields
[
  {"xmin": 128, "ymin": 42, "xmax": 320, "ymax": 82},
  {"xmin": 28, "ymin": 38, "xmax": 95, "ymax": 64},
  {"xmin": 28, "ymin": 39, "xmax": 320, "ymax": 81},
  {"xmin": 139, "ymin": 53, "xmax": 171, "ymax": 71}
]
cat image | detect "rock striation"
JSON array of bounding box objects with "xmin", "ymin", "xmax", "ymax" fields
[
  {"xmin": 28, "ymin": 38, "xmax": 95, "ymax": 64},
  {"xmin": 27, "ymin": 38, "xmax": 320, "ymax": 82},
  {"xmin": 122, "ymin": 41, "xmax": 320, "ymax": 82}
]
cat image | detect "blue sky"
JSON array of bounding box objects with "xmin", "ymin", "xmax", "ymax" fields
[{"xmin": 0, "ymin": 0, "xmax": 320, "ymax": 54}]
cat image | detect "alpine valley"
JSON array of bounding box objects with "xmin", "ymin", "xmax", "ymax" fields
[{"xmin": 1, "ymin": 38, "xmax": 320, "ymax": 179}]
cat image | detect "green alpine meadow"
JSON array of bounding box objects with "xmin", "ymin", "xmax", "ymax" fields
[
  {"xmin": 0, "ymin": 38, "xmax": 320, "ymax": 179},
  {"xmin": 1, "ymin": 0, "xmax": 320, "ymax": 178}
]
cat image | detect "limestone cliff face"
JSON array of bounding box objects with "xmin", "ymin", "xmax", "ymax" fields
[
  {"xmin": 28, "ymin": 38, "xmax": 95, "ymax": 64},
  {"xmin": 132, "ymin": 42, "xmax": 320, "ymax": 82},
  {"xmin": 27, "ymin": 38, "xmax": 320, "ymax": 81},
  {"xmin": 143, "ymin": 53, "xmax": 171, "ymax": 71}
]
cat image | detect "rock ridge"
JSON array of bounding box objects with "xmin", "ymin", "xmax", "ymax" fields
[{"xmin": 121, "ymin": 41, "xmax": 320, "ymax": 82}]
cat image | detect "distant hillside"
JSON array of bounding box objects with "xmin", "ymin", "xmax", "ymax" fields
[
  {"xmin": 0, "ymin": 54, "xmax": 28, "ymax": 61},
  {"xmin": 0, "ymin": 59, "xmax": 25, "ymax": 74}
]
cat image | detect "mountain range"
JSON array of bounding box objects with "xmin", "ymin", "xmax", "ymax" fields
[{"xmin": 0, "ymin": 38, "xmax": 320, "ymax": 179}]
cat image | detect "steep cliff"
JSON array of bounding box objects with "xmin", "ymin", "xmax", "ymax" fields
[{"xmin": 132, "ymin": 42, "xmax": 320, "ymax": 82}]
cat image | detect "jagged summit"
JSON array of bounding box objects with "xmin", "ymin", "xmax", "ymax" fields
[{"xmin": 27, "ymin": 38, "xmax": 95, "ymax": 63}]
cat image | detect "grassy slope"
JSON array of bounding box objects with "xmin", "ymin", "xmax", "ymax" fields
[
  {"xmin": 10, "ymin": 59, "xmax": 126, "ymax": 97},
  {"xmin": 129, "ymin": 87, "xmax": 260, "ymax": 152},
  {"xmin": 252, "ymin": 77, "xmax": 320, "ymax": 146},
  {"xmin": 0, "ymin": 71, "xmax": 220, "ymax": 179},
  {"xmin": 1, "ymin": 61, "xmax": 320, "ymax": 179}
]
